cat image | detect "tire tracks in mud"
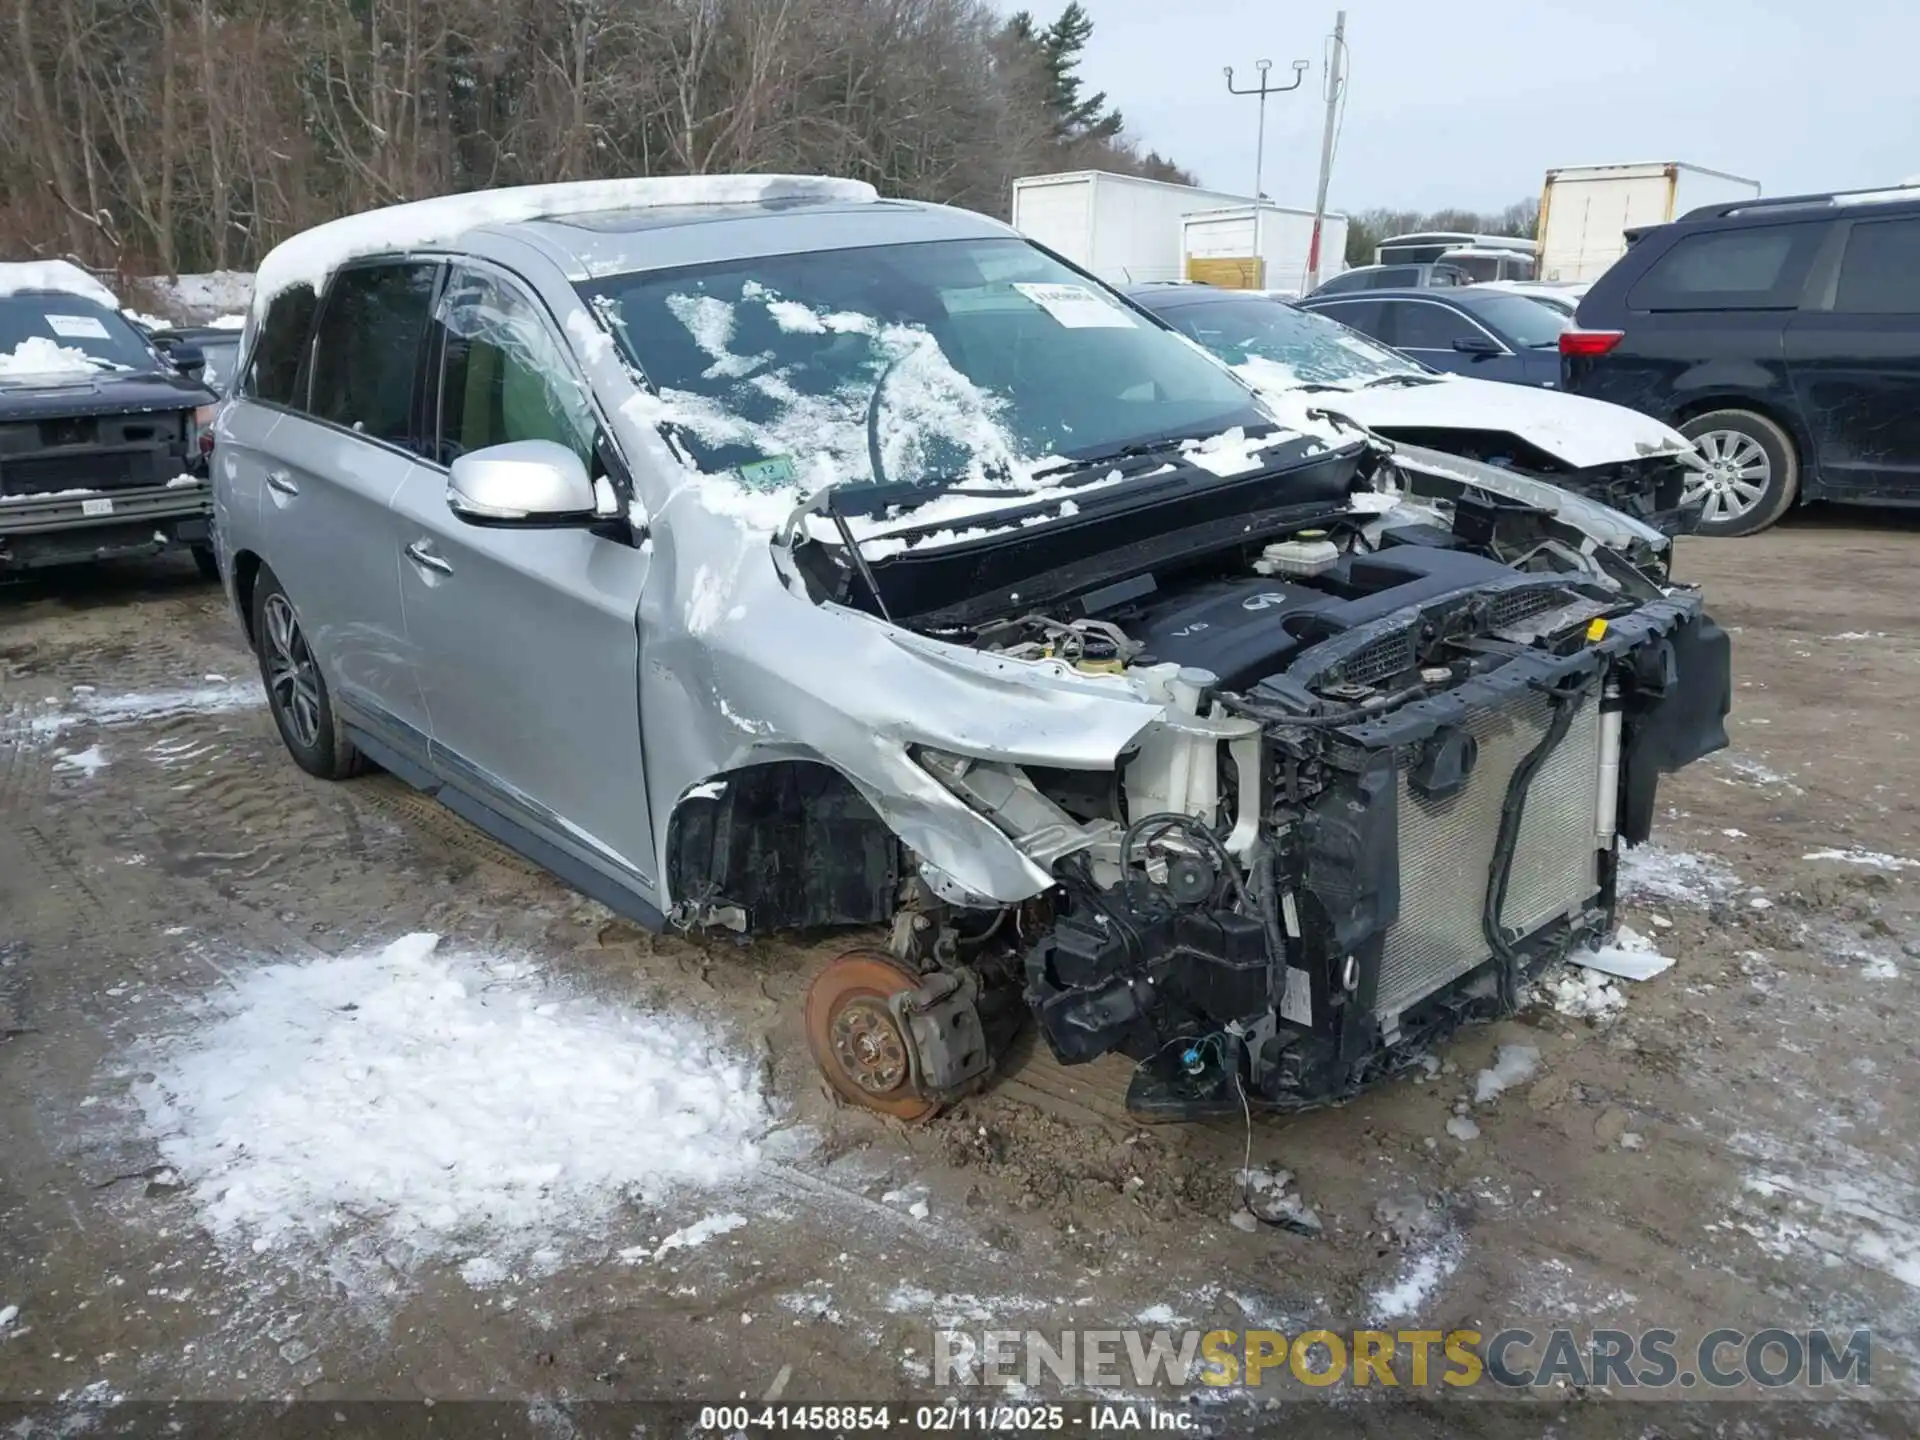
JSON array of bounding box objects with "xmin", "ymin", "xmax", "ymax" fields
[{"xmin": 0, "ymin": 640, "xmax": 1027, "ymax": 1373}]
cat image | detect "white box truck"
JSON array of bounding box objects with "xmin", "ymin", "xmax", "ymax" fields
[
  {"xmin": 1537, "ymin": 162, "xmax": 1761, "ymax": 282},
  {"xmin": 1179, "ymin": 203, "xmax": 1350, "ymax": 295},
  {"xmin": 1010, "ymin": 171, "xmax": 1257, "ymax": 286}
]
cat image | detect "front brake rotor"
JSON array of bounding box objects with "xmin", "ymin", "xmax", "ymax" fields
[{"xmin": 803, "ymin": 949, "xmax": 937, "ymax": 1122}]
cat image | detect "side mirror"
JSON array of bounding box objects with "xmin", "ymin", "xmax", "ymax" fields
[
  {"xmin": 1452, "ymin": 334, "xmax": 1504, "ymax": 357},
  {"xmin": 166, "ymin": 341, "xmax": 206, "ymax": 376},
  {"xmin": 447, "ymin": 439, "xmax": 597, "ymax": 527}
]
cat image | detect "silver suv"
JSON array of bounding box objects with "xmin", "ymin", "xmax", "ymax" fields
[{"xmin": 214, "ymin": 177, "xmax": 1732, "ymax": 1123}]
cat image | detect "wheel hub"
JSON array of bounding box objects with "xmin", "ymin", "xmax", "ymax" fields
[{"xmin": 829, "ymin": 997, "xmax": 910, "ymax": 1095}]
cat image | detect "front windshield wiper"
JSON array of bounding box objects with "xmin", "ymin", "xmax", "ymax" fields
[
  {"xmin": 1029, "ymin": 425, "xmax": 1289, "ymax": 483},
  {"xmin": 1359, "ymin": 373, "xmax": 1438, "ymax": 389}
]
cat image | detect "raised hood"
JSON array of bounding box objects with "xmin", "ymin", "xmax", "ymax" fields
[{"xmin": 1306, "ymin": 373, "xmax": 1692, "ymax": 471}]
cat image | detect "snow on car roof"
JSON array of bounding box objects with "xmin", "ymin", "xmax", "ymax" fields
[
  {"xmin": 252, "ymin": 175, "xmax": 879, "ymax": 312},
  {"xmin": 0, "ymin": 260, "xmax": 120, "ymax": 309}
]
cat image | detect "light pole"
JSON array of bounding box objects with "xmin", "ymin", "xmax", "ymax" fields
[
  {"xmin": 1306, "ymin": 11, "xmax": 1349, "ymax": 292},
  {"xmin": 1224, "ymin": 57, "xmax": 1309, "ymax": 287}
]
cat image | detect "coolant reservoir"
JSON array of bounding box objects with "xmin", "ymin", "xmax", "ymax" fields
[{"xmin": 1255, "ymin": 533, "xmax": 1340, "ymax": 578}]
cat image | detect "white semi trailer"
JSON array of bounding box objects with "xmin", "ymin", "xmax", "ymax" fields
[{"xmin": 1537, "ymin": 162, "xmax": 1761, "ymax": 282}]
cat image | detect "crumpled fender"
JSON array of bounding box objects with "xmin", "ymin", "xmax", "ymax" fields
[{"xmin": 639, "ymin": 501, "xmax": 1169, "ymax": 910}]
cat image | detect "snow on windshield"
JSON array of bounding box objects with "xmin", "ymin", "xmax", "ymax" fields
[
  {"xmin": 591, "ymin": 239, "xmax": 1330, "ymax": 541},
  {"xmin": 0, "ymin": 336, "xmax": 115, "ymax": 379}
]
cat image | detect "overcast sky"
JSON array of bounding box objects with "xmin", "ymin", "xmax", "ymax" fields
[{"xmin": 1073, "ymin": 0, "xmax": 1919, "ymax": 214}]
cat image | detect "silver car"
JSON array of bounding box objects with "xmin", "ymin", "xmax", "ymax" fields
[{"xmin": 213, "ymin": 177, "xmax": 1732, "ymax": 1122}]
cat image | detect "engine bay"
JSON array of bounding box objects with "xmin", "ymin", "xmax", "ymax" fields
[{"xmin": 784, "ymin": 439, "xmax": 1733, "ymax": 1120}]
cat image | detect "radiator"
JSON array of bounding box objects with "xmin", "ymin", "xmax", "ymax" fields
[{"xmin": 1375, "ymin": 692, "xmax": 1603, "ymax": 1021}]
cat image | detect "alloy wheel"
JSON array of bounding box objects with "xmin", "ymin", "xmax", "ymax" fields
[
  {"xmin": 1684, "ymin": 429, "xmax": 1772, "ymax": 526},
  {"xmin": 262, "ymin": 592, "xmax": 323, "ymax": 749}
]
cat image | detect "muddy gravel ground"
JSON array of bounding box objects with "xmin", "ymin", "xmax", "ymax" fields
[{"xmin": 3, "ymin": 513, "xmax": 1919, "ymax": 1435}]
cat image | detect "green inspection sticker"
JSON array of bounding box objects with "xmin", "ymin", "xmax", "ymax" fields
[{"xmin": 737, "ymin": 455, "xmax": 798, "ymax": 487}]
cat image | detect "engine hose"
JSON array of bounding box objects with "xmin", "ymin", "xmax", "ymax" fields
[{"xmin": 1482, "ymin": 672, "xmax": 1597, "ymax": 1011}]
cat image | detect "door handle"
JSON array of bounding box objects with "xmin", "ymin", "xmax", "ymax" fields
[
  {"xmin": 265, "ymin": 469, "xmax": 298, "ymax": 497},
  {"xmin": 404, "ymin": 540, "xmax": 453, "ymax": 576}
]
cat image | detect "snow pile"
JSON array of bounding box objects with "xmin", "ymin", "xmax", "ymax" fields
[
  {"xmin": 1472, "ymin": 1044, "xmax": 1540, "ymax": 1104},
  {"xmin": 133, "ymin": 933, "xmax": 771, "ymax": 1268},
  {"xmin": 1180, "ymin": 426, "xmax": 1286, "ymax": 477},
  {"xmin": 1542, "ymin": 967, "xmax": 1626, "ymax": 1019},
  {"xmin": 0, "ymin": 336, "xmax": 102, "ymax": 379},
  {"xmin": 0, "ymin": 260, "xmax": 119, "ymax": 308},
  {"xmin": 1575, "ymin": 925, "xmax": 1675, "ymax": 982},
  {"xmin": 208, "ymin": 313, "xmax": 247, "ymax": 331},
  {"xmin": 254, "ymin": 177, "xmax": 876, "ymax": 309},
  {"xmin": 143, "ymin": 270, "xmax": 255, "ymax": 322}
]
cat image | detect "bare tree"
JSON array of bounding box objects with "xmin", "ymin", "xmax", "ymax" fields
[{"xmin": 0, "ymin": 0, "xmax": 1188, "ymax": 275}]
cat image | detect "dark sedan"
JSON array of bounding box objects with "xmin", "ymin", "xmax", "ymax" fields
[{"xmin": 1296, "ymin": 286, "xmax": 1571, "ymax": 388}]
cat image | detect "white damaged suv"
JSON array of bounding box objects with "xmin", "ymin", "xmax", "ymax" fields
[{"xmin": 214, "ymin": 177, "xmax": 1731, "ymax": 1122}]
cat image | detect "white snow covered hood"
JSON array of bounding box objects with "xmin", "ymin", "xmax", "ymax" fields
[{"xmin": 1250, "ymin": 369, "xmax": 1692, "ymax": 471}]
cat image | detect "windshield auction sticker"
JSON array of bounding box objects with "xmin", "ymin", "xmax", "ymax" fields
[
  {"xmin": 1012, "ymin": 283, "xmax": 1137, "ymax": 329},
  {"xmin": 44, "ymin": 314, "xmax": 111, "ymax": 340}
]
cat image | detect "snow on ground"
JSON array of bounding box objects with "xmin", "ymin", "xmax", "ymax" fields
[
  {"xmin": 1723, "ymin": 1131, "xmax": 1920, "ymax": 1298},
  {"xmin": 1541, "ymin": 968, "xmax": 1627, "ymax": 1020},
  {"xmin": 1803, "ymin": 848, "xmax": 1916, "ymax": 872},
  {"xmin": 1472, "ymin": 1044, "xmax": 1539, "ymax": 1104},
  {"xmin": 1619, "ymin": 842, "xmax": 1740, "ymax": 906},
  {"xmin": 51, "ymin": 745, "xmax": 109, "ymax": 778},
  {"xmin": 131, "ymin": 933, "xmax": 772, "ymax": 1282},
  {"xmin": 144, "ymin": 271, "xmax": 255, "ymax": 322},
  {"xmin": 1368, "ymin": 1236, "xmax": 1463, "ymax": 1322},
  {"xmin": 14, "ymin": 679, "xmax": 264, "ymax": 746}
]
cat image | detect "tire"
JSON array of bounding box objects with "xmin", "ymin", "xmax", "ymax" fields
[
  {"xmin": 190, "ymin": 543, "xmax": 220, "ymax": 582},
  {"xmin": 1677, "ymin": 408, "xmax": 1800, "ymax": 537},
  {"xmin": 250, "ymin": 569, "xmax": 367, "ymax": 781}
]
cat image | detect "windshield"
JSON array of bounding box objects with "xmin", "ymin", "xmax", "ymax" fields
[
  {"xmin": 1463, "ymin": 292, "xmax": 1571, "ymax": 348},
  {"xmin": 1155, "ymin": 295, "xmax": 1431, "ymax": 389},
  {"xmin": 0, "ymin": 295, "xmax": 157, "ymax": 379},
  {"xmin": 579, "ymin": 238, "xmax": 1267, "ymax": 497}
]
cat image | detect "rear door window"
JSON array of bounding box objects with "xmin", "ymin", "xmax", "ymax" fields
[
  {"xmin": 1386, "ymin": 300, "xmax": 1481, "ymax": 350},
  {"xmin": 307, "ymin": 262, "xmax": 440, "ymax": 448},
  {"xmin": 1626, "ymin": 222, "xmax": 1828, "ymax": 311},
  {"xmin": 1309, "ymin": 299, "xmax": 1388, "ymax": 338},
  {"xmin": 243, "ymin": 284, "xmax": 319, "ymax": 407},
  {"xmin": 1832, "ymin": 217, "xmax": 1920, "ymax": 314}
]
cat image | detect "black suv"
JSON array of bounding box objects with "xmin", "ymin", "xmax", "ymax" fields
[
  {"xmin": 1, "ymin": 277, "xmax": 219, "ymax": 572},
  {"xmin": 1561, "ymin": 186, "xmax": 1920, "ymax": 535}
]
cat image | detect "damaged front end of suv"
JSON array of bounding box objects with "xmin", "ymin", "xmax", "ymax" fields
[
  {"xmin": 574, "ymin": 214, "xmax": 1732, "ymax": 1123},
  {"xmin": 780, "ymin": 439, "xmax": 1725, "ymax": 1119}
]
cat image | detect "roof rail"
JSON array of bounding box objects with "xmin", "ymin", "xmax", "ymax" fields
[{"xmin": 1680, "ymin": 183, "xmax": 1920, "ymax": 222}]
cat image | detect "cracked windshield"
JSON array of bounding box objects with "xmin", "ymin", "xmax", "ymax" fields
[{"xmin": 580, "ymin": 237, "xmax": 1271, "ymax": 496}]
